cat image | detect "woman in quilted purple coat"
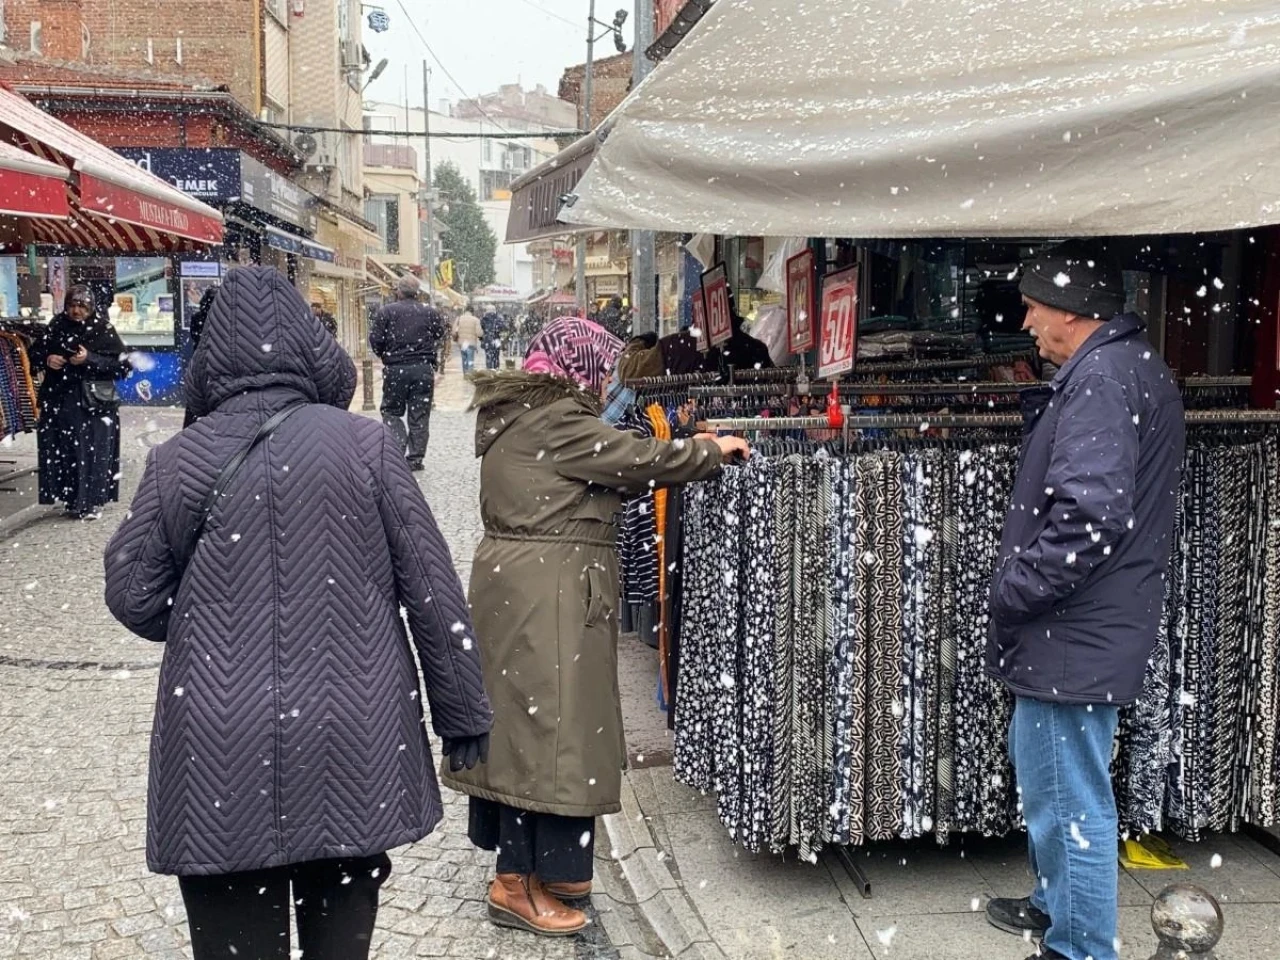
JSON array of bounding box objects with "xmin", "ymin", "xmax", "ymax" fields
[{"xmin": 103, "ymin": 266, "xmax": 492, "ymax": 960}]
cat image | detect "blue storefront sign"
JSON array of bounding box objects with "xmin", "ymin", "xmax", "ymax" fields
[{"xmin": 115, "ymin": 148, "xmax": 316, "ymax": 233}]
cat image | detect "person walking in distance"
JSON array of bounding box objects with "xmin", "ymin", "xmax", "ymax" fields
[
  {"xmin": 984, "ymin": 242, "xmax": 1184, "ymax": 960},
  {"xmin": 104, "ymin": 266, "xmax": 491, "ymax": 960},
  {"xmin": 454, "ymin": 302, "xmax": 482, "ymax": 376},
  {"xmin": 369, "ymin": 274, "xmax": 445, "ymax": 470},
  {"xmin": 480, "ymin": 306, "xmax": 505, "ymax": 370}
]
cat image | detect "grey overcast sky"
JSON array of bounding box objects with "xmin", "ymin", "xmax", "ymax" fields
[{"xmin": 363, "ymin": 1, "xmax": 635, "ymax": 114}]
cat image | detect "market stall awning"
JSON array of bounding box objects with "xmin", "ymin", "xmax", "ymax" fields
[
  {"xmin": 566, "ymin": 0, "xmax": 1280, "ymax": 238},
  {"xmin": 505, "ymin": 133, "xmax": 600, "ymax": 243},
  {"xmin": 365, "ymin": 256, "xmax": 400, "ymax": 289},
  {"xmin": 0, "ymin": 84, "xmax": 223, "ymax": 250},
  {"xmin": 0, "ymin": 140, "xmax": 69, "ymax": 219}
]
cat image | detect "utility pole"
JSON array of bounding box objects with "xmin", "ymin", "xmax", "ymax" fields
[
  {"xmin": 422, "ymin": 60, "xmax": 437, "ymax": 304},
  {"xmin": 575, "ymin": 0, "xmax": 596, "ymax": 315},
  {"xmin": 631, "ymin": 0, "xmax": 656, "ymax": 334}
]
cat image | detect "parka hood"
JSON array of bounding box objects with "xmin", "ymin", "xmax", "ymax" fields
[
  {"xmin": 470, "ymin": 370, "xmax": 601, "ymax": 457},
  {"xmin": 183, "ymin": 266, "xmax": 356, "ymax": 417}
]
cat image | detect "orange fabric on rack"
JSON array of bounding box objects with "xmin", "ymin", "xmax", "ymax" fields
[{"xmin": 646, "ymin": 403, "xmax": 672, "ymax": 702}]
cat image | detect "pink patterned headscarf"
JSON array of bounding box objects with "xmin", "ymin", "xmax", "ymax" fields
[{"xmin": 523, "ymin": 316, "xmax": 623, "ymax": 394}]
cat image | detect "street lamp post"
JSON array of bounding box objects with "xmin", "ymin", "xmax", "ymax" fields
[{"xmin": 576, "ymin": 4, "xmax": 628, "ymax": 315}]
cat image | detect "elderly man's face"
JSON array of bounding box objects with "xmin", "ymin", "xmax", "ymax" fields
[{"xmin": 1021, "ymin": 296, "xmax": 1075, "ymax": 367}]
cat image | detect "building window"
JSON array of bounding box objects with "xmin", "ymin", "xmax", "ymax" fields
[
  {"xmin": 265, "ymin": 0, "xmax": 288, "ymax": 23},
  {"xmin": 365, "ymin": 195, "xmax": 399, "ymax": 255},
  {"xmin": 480, "ymin": 169, "xmax": 515, "ymax": 201},
  {"xmin": 29, "ymin": 19, "xmax": 42, "ymax": 54},
  {"xmin": 483, "ymin": 139, "xmax": 493, "ymax": 164}
]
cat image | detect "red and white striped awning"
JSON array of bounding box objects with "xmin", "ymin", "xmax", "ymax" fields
[
  {"xmin": 0, "ymin": 84, "xmax": 223, "ymax": 252},
  {"xmin": 0, "ymin": 140, "xmax": 69, "ymax": 220}
]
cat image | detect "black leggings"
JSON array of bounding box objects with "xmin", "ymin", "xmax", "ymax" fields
[
  {"xmin": 468, "ymin": 797, "xmax": 595, "ymax": 884},
  {"xmin": 178, "ymin": 853, "xmax": 391, "ymax": 960}
]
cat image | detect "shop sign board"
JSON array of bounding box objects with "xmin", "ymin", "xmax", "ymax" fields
[
  {"xmin": 691, "ymin": 286, "xmax": 709, "ymax": 353},
  {"xmin": 240, "ymin": 154, "xmax": 311, "ymax": 231},
  {"xmin": 117, "ymin": 148, "xmax": 314, "ymax": 233},
  {"xmin": 818, "ymin": 264, "xmax": 859, "ymax": 379},
  {"xmin": 786, "ymin": 247, "xmax": 816, "ymax": 354},
  {"xmin": 701, "ymin": 263, "xmax": 732, "ymax": 347},
  {"xmin": 116, "ymin": 148, "xmax": 240, "ymax": 203}
]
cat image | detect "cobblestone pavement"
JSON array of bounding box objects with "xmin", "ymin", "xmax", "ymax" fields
[{"xmin": 0, "ymin": 381, "xmax": 623, "ymax": 959}]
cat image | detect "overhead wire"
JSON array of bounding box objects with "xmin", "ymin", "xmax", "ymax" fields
[
  {"xmin": 511, "ymin": 0, "xmax": 580, "ymax": 28},
  {"xmin": 391, "ymin": 0, "xmax": 515, "ymax": 135}
]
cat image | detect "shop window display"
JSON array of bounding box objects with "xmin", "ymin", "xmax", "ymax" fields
[{"xmin": 112, "ymin": 258, "xmax": 176, "ymax": 348}]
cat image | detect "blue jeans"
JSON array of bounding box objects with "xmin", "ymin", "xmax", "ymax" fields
[
  {"xmin": 460, "ymin": 344, "xmax": 476, "ymax": 374},
  {"xmin": 1010, "ymin": 696, "xmax": 1120, "ymax": 960}
]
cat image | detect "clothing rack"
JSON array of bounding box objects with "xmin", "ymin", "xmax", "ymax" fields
[
  {"xmin": 625, "ymin": 372, "xmax": 719, "ymax": 390},
  {"xmin": 688, "ymin": 376, "xmax": 1253, "ymax": 401},
  {"xmin": 703, "ymin": 415, "xmax": 839, "ymax": 432},
  {"xmin": 849, "ymin": 351, "xmax": 1036, "ymax": 374}
]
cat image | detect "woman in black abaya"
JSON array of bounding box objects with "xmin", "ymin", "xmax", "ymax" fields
[{"xmin": 31, "ymin": 286, "xmax": 132, "ymax": 520}]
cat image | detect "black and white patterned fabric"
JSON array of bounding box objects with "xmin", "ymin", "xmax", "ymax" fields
[{"xmin": 674, "ymin": 428, "xmax": 1280, "ymax": 858}]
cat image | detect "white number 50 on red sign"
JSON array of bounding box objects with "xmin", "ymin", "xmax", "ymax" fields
[{"xmin": 818, "ymin": 264, "xmax": 859, "ymax": 379}]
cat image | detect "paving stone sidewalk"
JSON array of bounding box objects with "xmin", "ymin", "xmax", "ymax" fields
[{"xmin": 0, "ymin": 395, "xmax": 625, "ymax": 960}]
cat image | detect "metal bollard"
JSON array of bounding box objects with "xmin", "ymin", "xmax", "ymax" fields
[
  {"xmin": 1148, "ymin": 882, "xmax": 1223, "ymax": 960},
  {"xmin": 361, "ymin": 357, "xmax": 376, "ymax": 412}
]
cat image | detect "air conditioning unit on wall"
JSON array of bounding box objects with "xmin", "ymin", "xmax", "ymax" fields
[
  {"xmin": 340, "ymin": 39, "xmax": 363, "ymax": 69},
  {"xmin": 295, "ymin": 129, "xmax": 344, "ymax": 168}
]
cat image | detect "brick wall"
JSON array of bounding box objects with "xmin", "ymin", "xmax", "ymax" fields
[
  {"xmin": 4, "ymin": 0, "xmax": 85, "ymax": 60},
  {"xmin": 559, "ymin": 53, "xmax": 632, "ymax": 129},
  {"xmin": 77, "ymin": 0, "xmax": 260, "ymax": 114}
]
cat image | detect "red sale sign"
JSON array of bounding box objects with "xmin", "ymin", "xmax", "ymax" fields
[
  {"xmin": 818, "ymin": 264, "xmax": 859, "ymax": 379},
  {"xmin": 702, "ymin": 264, "xmax": 732, "ymax": 348},
  {"xmin": 691, "ymin": 287, "xmax": 709, "ymax": 353},
  {"xmin": 786, "ymin": 248, "xmax": 816, "ymax": 354}
]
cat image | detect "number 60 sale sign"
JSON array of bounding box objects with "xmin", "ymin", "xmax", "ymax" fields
[{"xmin": 818, "ymin": 264, "xmax": 859, "ymax": 379}]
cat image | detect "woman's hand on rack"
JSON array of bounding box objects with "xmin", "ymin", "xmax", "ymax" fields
[
  {"xmin": 68, "ymin": 346, "xmax": 88, "ymax": 366},
  {"xmin": 46, "ymin": 354, "xmax": 66, "ymax": 371},
  {"xmin": 710, "ymin": 435, "xmax": 750, "ymax": 462}
]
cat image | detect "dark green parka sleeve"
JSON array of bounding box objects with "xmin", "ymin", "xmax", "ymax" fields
[{"xmin": 545, "ymin": 402, "xmax": 723, "ymax": 494}]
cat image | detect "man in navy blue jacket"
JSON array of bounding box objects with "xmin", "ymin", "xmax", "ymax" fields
[{"xmin": 984, "ymin": 242, "xmax": 1185, "ymax": 960}]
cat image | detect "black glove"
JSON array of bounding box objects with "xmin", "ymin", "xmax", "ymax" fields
[{"xmin": 441, "ymin": 733, "xmax": 490, "ymax": 773}]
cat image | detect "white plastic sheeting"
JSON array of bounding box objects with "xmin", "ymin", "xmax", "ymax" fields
[{"xmin": 565, "ymin": 0, "xmax": 1280, "ymax": 238}]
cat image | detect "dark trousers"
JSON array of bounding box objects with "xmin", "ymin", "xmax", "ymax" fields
[
  {"xmin": 381, "ymin": 362, "xmax": 434, "ymax": 464},
  {"xmin": 178, "ymin": 853, "xmax": 391, "ymax": 960},
  {"xmin": 468, "ymin": 798, "xmax": 595, "ymax": 883}
]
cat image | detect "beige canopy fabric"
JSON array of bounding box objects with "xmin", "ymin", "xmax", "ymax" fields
[{"xmin": 565, "ymin": 0, "xmax": 1280, "ymax": 239}]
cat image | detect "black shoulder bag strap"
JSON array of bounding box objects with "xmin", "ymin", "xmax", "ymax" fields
[{"xmin": 194, "ymin": 402, "xmax": 307, "ymax": 540}]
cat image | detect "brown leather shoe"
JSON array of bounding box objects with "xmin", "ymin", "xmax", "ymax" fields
[
  {"xmin": 488, "ymin": 873, "xmax": 588, "ymax": 937},
  {"xmin": 543, "ymin": 880, "xmax": 592, "ymax": 899}
]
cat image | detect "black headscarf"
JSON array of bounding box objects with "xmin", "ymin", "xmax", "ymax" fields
[{"xmin": 46, "ymin": 285, "xmax": 123, "ymax": 356}]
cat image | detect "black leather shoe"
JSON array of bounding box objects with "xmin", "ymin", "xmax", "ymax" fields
[
  {"xmin": 407, "ymin": 460, "xmax": 424, "ymax": 472},
  {"xmin": 1025, "ymin": 948, "xmax": 1068, "ymax": 960},
  {"xmin": 987, "ymin": 896, "xmax": 1050, "ymax": 937}
]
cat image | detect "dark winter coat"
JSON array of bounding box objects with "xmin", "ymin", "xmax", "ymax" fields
[
  {"xmin": 441, "ymin": 371, "xmax": 723, "ymax": 816},
  {"xmin": 369, "ymin": 296, "xmax": 446, "ymax": 367},
  {"xmin": 985, "ymin": 313, "xmax": 1185, "ymax": 706},
  {"xmin": 103, "ymin": 266, "xmax": 491, "ymax": 876},
  {"xmin": 30, "ymin": 312, "xmax": 131, "ymax": 512}
]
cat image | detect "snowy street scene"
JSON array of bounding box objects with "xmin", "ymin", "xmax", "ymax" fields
[{"xmin": 4, "ymin": 2, "xmax": 1280, "ymax": 959}]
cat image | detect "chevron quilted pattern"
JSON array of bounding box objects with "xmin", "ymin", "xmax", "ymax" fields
[{"xmin": 103, "ymin": 266, "xmax": 491, "ymax": 876}]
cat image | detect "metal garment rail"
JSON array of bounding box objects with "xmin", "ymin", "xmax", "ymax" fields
[
  {"xmin": 625, "ymin": 372, "xmax": 719, "ymax": 390},
  {"xmin": 688, "ymin": 376, "xmax": 1253, "ymax": 399},
  {"xmin": 703, "ymin": 409, "xmax": 1280, "ymax": 432},
  {"xmin": 702, "ymin": 416, "xmax": 837, "ymax": 431}
]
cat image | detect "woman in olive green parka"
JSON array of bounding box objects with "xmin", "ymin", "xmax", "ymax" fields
[{"xmin": 444, "ymin": 318, "xmax": 745, "ymax": 936}]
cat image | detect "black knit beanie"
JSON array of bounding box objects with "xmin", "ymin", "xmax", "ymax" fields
[{"xmin": 1019, "ymin": 241, "xmax": 1125, "ymax": 320}]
